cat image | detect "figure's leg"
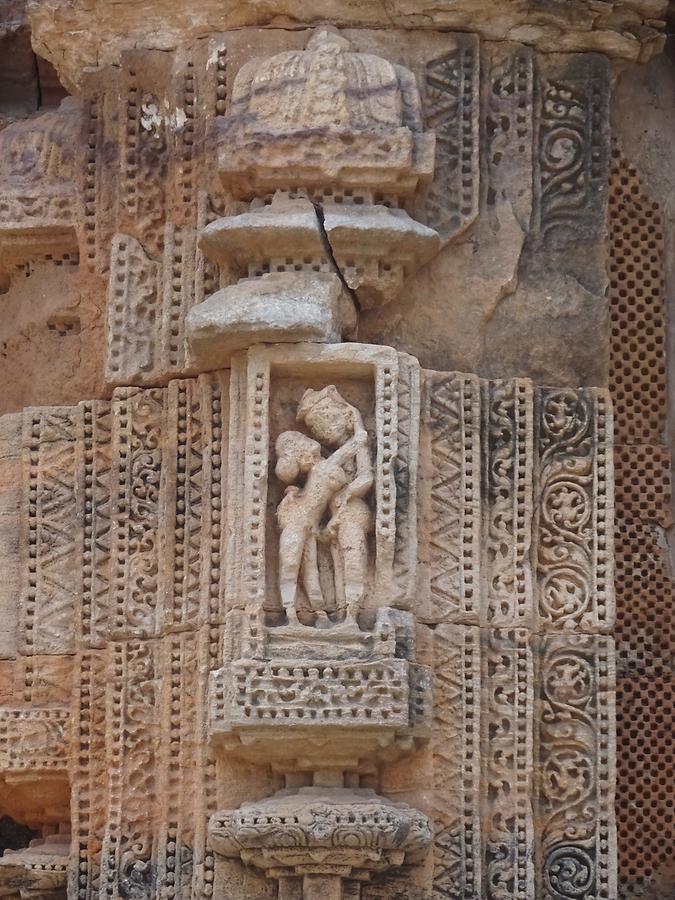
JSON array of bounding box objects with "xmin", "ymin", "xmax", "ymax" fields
[
  {"xmin": 301, "ymin": 538, "xmax": 326, "ymax": 620},
  {"xmin": 278, "ymin": 527, "xmax": 305, "ymax": 623},
  {"xmin": 331, "ymin": 540, "xmax": 346, "ymax": 618},
  {"xmin": 337, "ymin": 519, "xmax": 368, "ymax": 621}
]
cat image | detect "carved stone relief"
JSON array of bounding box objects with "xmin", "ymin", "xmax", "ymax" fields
[
  {"xmin": 0, "ymin": 102, "xmax": 81, "ymax": 277},
  {"xmin": 0, "ymin": 350, "xmax": 615, "ymax": 899},
  {"xmin": 0, "ymin": 23, "xmax": 616, "ymax": 393},
  {"xmin": 0, "ymin": 15, "xmax": 624, "ymax": 900},
  {"xmin": 0, "ymin": 833, "xmax": 70, "ymax": 900}
]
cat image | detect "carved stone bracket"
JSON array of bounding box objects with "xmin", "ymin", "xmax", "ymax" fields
[
  {"xmin": 209, "ymin": 787, "xmax": 431, "ymax": 889},
  {"xmin": 0, "ymin": 26, "xmax": 612, "ymax": 388}
]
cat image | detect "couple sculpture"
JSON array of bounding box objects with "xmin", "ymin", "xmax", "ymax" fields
[{"xmin": 274, "ymin": 386, "xmax": 374, "ymax": 626}]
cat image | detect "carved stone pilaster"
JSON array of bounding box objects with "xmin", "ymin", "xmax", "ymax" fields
[{"xmin": 201, "ymin": 342, "xmax": 434, "ymax": 898}]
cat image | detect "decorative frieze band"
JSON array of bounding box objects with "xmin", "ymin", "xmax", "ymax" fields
[
  {"xmin": 420, "ymin": 375, "xmax": 613, "ymax": 632},
  {"xmin": 20, "ymin": 407, "xmax": 81, "ymax": 655},
  {"xmin": 70, "ymin": 628, "xmax": 222, "ymax": 900},
  {"xmin": 481, "ymin": 628, "xmax": 535, "ymax": 900},
  {"xmin": 533, "ymin": 387, "xmax": 614, "ymax": 632},
  {"xmin": 532, "ymin": 54, "xmax": 610, "ymax": 244},
  {"xmin": 431, "ymin": 624, "xmax": 482, "ymax": 899},
  {"xmin": 420, "ymin": 371, "xmax": 481, "ymax": 625},
  {"xmin": 482, "ymin": 380, "xmax": 534, "ymax": 629}
]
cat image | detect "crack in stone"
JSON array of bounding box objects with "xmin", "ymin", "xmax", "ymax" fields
[{"xmin": 312, "ymin": 200, "xmax": 361, "ymax": 313}]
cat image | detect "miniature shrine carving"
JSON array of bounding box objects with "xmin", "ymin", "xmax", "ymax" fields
[{"xmin": 185, "ymin": 29, "xmax": 441, "ymax": 368}]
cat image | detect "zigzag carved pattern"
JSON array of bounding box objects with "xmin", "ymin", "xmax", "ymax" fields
[{"xmin": 428, "ymin": 376, "xmax": 464, "ymax": 620}]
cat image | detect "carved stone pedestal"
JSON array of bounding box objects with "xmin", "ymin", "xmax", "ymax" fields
[
  {"xmin": 208, "ymin": 608, "xmax": 432, "ymax": 897},
  {"xmin": 210, "ymin": 609, "xmax": 430, "ymax": 770}
]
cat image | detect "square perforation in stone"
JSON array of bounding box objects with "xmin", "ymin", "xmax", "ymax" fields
[{"xmin": 614, "ymin": 517, "xmax": 673, "ymax": 679}]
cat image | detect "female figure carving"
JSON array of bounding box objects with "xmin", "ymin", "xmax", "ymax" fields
[{"xmin": 275, "ymin": 386, "xmax": 373, "ymax": 624}]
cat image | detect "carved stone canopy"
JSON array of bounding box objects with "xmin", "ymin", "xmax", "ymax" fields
[{"xmin": 218, "ymin": 28, "xmax": 436, "ymax": 198}]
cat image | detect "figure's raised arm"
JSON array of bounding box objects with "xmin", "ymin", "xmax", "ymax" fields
[
  {"xmin": 327, "ymin": 429, "xmax": 368, "ymax": 468},
  {"xmin": 349, "ymin": 444, "xmax": 374, "ymax": 498}
]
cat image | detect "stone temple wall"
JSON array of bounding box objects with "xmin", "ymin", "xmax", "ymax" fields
[{"xmin": 0, "ymin": 3, "xmax": 672, "ymax": 900}]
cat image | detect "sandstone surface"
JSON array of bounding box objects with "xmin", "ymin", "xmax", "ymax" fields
[{"xmin": 0, "ymin": 5, "xmax": 672, "ymax": 900}]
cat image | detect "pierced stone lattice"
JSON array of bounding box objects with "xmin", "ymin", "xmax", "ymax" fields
[
  {"xmin": 608, "ymin": 146, "xmax": 667, "ymax": 445},
  {"xmin": 609, "ymin": 143, "xmax": 674, "ymax": 898}
]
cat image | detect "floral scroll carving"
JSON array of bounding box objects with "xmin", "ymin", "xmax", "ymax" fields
[
  {"xmin": 533, "ymin": 55, "xmax": 609, "ymax": 242},
  {"xmin": 534, "ymin": 388, "xmax": 613, "ymax": 632},
  {"xmin": 536, "ymin": 635, "xmax": 615, "ymax": 900},
  {"xmin": 537, "ymin": 390, "xmax": 594, "ymax": 628},
  {"xmin": 537, "ymin": 390, "xmax": 613, "ymax": 630},
  {"xmin": 482, "ymin": 629, "xmax": 534, "ymax": 900},
  {"xmin": 110, "ymin": 389, "xmax": 165, "ymax": 639}
]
